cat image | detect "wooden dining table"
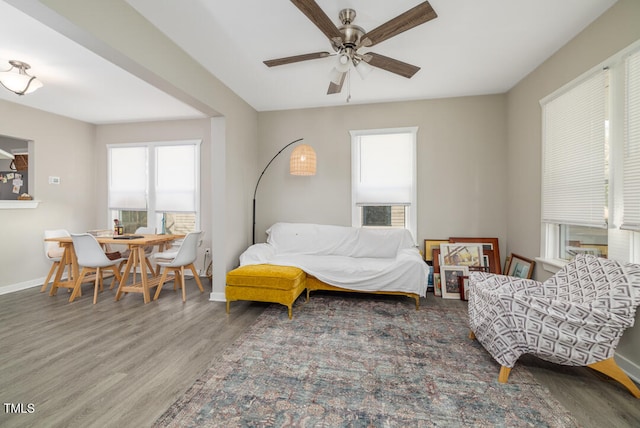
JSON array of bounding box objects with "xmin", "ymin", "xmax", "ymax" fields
[{"xmin": 45, "ymin": 234, "xmax": 182, "ymax": 304}]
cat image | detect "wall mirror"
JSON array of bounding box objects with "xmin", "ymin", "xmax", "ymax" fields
[{"xmin": 0, "ymin": 134, "xmax": 32, "ymax": 200}]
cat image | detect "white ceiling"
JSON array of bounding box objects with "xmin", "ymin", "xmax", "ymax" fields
[
  {"xmin": 0, "ymin": 0, "xmax": 618, "ymax": 124},
  {"xmin": 0, "ymin": 0, "xmax": 205, "ymax": 124}
]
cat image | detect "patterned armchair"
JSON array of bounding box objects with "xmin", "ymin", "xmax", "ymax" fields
[{"xmin": 468, "ymin": 254, "xmax": 640, "ymax": 397}]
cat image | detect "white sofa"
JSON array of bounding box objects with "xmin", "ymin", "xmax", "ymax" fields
[{"xmin": 240, "ymin": 222, "xmax": 428, "ymax": 306}]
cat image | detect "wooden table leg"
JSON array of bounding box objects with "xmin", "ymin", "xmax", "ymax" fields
[
  {"xmin": 49, "ymin": 245, "xmax": 67, "ymax": 296},
  {"xmin": 138, "ymin": 247, "xmax": 151, "ymax": 303},
  {"xmin": 50, "ymin": 243, "xmax": 79, "ymax": 297},
  {"xmin": 115, "ymin": 252, "xmax": 135, "ymax": 301},
  {"xmin": 67, "ymin": 245, "xmax": 86, "ymax": 303}
]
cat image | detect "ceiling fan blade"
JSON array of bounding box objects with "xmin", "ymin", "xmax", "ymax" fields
[
  {"xmin": 361, "ymin": 1, "xmax": 437, "ymax": 47},
  {"xmin": 327, "ymin": 72, "xmax": 346, "ymax": 94},
  {"xmin": 366, "ymin": 53, "xmax": 420, "ymax": 78},
  {"xmin": 290, "ymin": 0, "xmax": 343, "ymax": 42},
  {"xmin": 264, "ymin": 51, "xmax": 332, "ymax": 67}
]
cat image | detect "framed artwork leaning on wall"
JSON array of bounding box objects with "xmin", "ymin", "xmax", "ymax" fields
[
  {"xmin": 441, "ymin": 265, "xmax": 469, "ymax": 299},
  {"xmin": 505, "ymin": 253, "xmax": 535, "ymax": 279},
  {"xmin": 449, "ymin": 237, "xmax": 501, "ymax": 274}
]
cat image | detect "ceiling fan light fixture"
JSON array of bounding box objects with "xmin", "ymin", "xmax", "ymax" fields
[
  {"xmin": 329, "ymin": 67, "xmax": 343, "ymax": 85},
  {"xmin": 354, "ymin": 59, "xmax": 373, "ymax": 80},
  {"xmin": 335, "ymin": 52, "xmax": 351, "ymax": 73},
  {"xmin": 0, "ymin": 60, "xmax": 43, "ymax": 95}
]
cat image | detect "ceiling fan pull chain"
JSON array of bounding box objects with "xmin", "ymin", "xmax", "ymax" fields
[{"xmin": 346, "ymin": 69, "xmax": 351, "ymax": 103}]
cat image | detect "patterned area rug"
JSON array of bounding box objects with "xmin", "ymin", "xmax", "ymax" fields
[{"xmin": 154, "ymin": 294, "xmax": 578, "ymax": 427}]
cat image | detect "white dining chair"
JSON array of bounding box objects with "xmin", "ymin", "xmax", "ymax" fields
[
  {"xmin": 153, "ymin": 231, "xmax": 204, "ymax": 302},
  {"xmin": 42, "ymin": 229, "xmax": 71, "ymax": 293},
  {"xmin": 69, "ymin": 233, "xmax": 126, "ymax": 304}
]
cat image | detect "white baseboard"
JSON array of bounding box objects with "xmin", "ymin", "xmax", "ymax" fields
[
  {"xmin": 209, "ymin": 291, "xmax": 225, "ymax": 302},
  {"xmin": 0, "ymin": 278, "xmax": 44, "ymax": 295},
  {"xmin": 615, "ymin": 351, "xmax": 640, "ymax": 383}
]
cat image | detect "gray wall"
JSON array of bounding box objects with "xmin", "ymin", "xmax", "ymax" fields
[
  {"xmin": 506, "ymin": 0, "xmax": 640, "ymax": 378},
  {"xmin": 0, "ymin": 100, "xmax": 97, "ymax": 288},
  {"xmin": 256, "ymin": 95, "xmax": 508, "ymax": 260}
]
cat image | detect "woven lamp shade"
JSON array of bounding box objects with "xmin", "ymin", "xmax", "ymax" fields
[{"xmin": 290, "ymin": 144, "xmax": 317, "ymax": 176}]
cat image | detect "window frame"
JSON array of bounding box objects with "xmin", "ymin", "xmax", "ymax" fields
[
  {"xmin": 350, "ymin": 127, "xmax": 418, "ymax": 243},
  {"xmin": 539, "ymin": 40, "xmax": 640, "ymax": 271},
  {"xmin": 107, "ymin": 139, "xmax": 201, "ymax": 234}
]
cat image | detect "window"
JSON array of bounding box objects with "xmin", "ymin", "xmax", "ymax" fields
[
  {"xmin": 540, "ymin": 42, "xmax": 640, "ymax": 265},
  {"xmin": 350, "ymin": 127, "xmax": 417, "ymax": 242},
  {"xmin": 107, "ymin": 140, "xmax": 200, "ymax": 234}
]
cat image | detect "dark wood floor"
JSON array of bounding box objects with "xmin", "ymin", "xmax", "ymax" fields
[{"xmin": 0, "ymin": 283, "xmax": 639, "ymax": 427}]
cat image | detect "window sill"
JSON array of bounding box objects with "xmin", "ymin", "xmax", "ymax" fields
[
  {"xmin": 535, "ymin": 257, "xmax": 566, "ymax": 274},
  {"xmin": 0, "ymin": 200, "xmax": 40, "ymax": 209}
]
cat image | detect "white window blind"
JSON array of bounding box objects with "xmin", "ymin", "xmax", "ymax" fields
[
  {"xmin": 354, "ymin": 133, "xmax": 413, "ymax": 205},
  {"xmin": 541, "ymin": 70, "xmax": 607, "ymax": 228},
  {"xmin": 622, "ymin": 51, "xmax": 640, "ymax": 231},
  {"xmin": 155, "ymin": 144, "xmax": 197, "ymax": 212},
  {"xmin": 108, "ymin": 146, "xmax": 147, "ymax": 210}
]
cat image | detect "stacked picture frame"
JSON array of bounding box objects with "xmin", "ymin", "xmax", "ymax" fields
[{"xmin": 424, "ymin": 237, "xmax": 500, "ymax": 300}]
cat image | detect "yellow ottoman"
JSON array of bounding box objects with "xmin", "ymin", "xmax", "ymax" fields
[{"xmin": 226, "ymin": 264, "xmax": 306, "ymax": 319}]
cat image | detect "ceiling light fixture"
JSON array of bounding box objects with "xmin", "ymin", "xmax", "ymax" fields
[
  {"xmin": 328, "ymin": 48, "xmax": 373, "ymax": 85},
  {"xmin": 0, "ymin": 60, "xmax": 43, "ymax": 95},
  {"xmin": 354, "ymin": 57, "xmax": 373, "ymax": 80}
]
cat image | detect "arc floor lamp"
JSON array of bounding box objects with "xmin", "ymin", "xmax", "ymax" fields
[{"xmin": 253, "ymin": 138, "xmax": 316, "ymax": 244}]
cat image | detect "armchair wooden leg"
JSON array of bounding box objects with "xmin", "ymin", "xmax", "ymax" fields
[
  {"xmin": 588, "ymin": 358, "xmax": 640, "ymax": 398},
  {"xmin": 469, "ymin": 331, "xmax": 476, "ymax": 340},
  {"xmin": 498, "ymin": 366, "xmax": 512, "ymax": 383}
]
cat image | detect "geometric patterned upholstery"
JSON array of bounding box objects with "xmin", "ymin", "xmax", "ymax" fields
[{"xmin": 468, "ymin": 254, "xmax": 640, "ymax": 368}]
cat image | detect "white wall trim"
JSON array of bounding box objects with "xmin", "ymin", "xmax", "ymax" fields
[
  {"xmin": 535, "ymin": 257, "xmax": 565, "ymax": 274},
  {"xmin": 210, "ymin": 117, "xmax": 227, "ymax": 298},
  {"xmin": 615, "ymin": 351, "xmax": 640, "ymax": 384},
  {"xmin": 0, "ymin": 278, "xmax": 43, "ymax": 295},
  {"xmin": 209, "ymin": 291, "xmax": 225, "ymax": 302},
  {"xmin": 0, "ymin": 200, "xmax": 40, "ymax": 209}
]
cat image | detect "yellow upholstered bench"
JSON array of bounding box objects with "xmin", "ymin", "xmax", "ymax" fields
[{"xmin": 225, "ymin": 264, "xmax": 306, "ymax": 319}]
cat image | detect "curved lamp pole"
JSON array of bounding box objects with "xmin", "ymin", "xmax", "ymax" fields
[{"xmin": 253, "ymin": 138, "xmax": 304, "ymax": 244}]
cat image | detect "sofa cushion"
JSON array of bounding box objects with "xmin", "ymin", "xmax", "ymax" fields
[{"xmin": 266, "ymin": 222, "xmax": 414, "ymax": 258}]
